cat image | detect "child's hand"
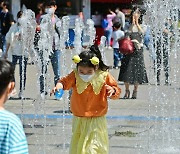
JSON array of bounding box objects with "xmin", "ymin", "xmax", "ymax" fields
[
  {"xmin": 105, "ymin": 85, "xmax": 115, "ymax": 97},
  {"xmin": 50, "ymin": 82, "xmax": 63, "ymax": 96},
  {"xmin": 132, "ymin": 15, "xmax": 136, "ymax": 25}
]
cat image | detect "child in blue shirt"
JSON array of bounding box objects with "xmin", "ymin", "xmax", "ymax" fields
[
  {"xmin": 0, "ymin": 59, "xmax": 28, "ymax": 153},
  {"xmin": 112, "ymin": 22, "xmax": 124, "ymax": 69}
]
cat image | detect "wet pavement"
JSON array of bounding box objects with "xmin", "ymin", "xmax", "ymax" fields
[{"xmin": 4, "ymin": 48, "xmax": 180, "ymax": 154}]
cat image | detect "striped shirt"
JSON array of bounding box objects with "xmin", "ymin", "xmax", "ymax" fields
[{"xmin": 0, "ymin": 109, "xmax": 28, "ymax": 154}]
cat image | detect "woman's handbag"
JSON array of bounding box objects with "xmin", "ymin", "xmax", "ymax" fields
[{"xmin": 119, "ymin": 38, "xmax": 134, "ymax": 55}]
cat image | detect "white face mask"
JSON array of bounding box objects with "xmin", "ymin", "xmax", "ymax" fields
[
  {"xmin": 79, "ymin": 73, "xmax": 95, "ymax": 82},
  {"xmin": 45, "ymin": 8, "xmax": 55, "ymax": 14}
]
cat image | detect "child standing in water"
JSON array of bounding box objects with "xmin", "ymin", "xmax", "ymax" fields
[{"xmin": 51, "ymin": 45, "xmax": 121, "ymax": 154}]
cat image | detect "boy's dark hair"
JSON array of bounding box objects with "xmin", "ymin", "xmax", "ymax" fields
[
  {"xmin": 0, "ymin": 59, "xmax": 15, "ymax": 96},
  {"xmin": 45, "ymin": 1, "xmax": 57, "ymax": 7},
  {"xmin": 17, "ymin": 11, "xmax": 23, "ymax": 19},
  {"xmin": 3, "ymin": 1, "xmax": 10, "ymax": 10},
  {"xmin": 113, "ymin": 22, "xmax": 121, "ymax": 29},
  {"xmin": 77, "ymin": 45, "xmax": 109, "ymax": 71}
]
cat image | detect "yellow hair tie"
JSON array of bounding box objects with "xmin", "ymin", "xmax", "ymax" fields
[
  {"xmin": 72, "ymin": 55, "xmax": 82, "ymax": 63},
  {"xmin": 90, "ymin": 57, "xmax": 99, "ymax": 65},
  {"xmin": 72, "ymin": 55, "xmax": 99, "ymax": 65}
]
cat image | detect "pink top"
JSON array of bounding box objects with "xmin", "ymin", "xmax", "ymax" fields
[
  {"xmin": 105, "ymin": 13, "xmax": 116, "ymax": 30},
  {"xmin": 52, "ymin": 17, "xmax": 56, "ymax": 25}
]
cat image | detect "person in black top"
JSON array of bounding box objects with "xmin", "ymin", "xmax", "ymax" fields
[
  {"xmin": 0, "ymin": 0, "xmax": 3, "ymax": 12},
  {"xmin": 0, "ymin": 1, "xmax": 14, "ymax": 55}
]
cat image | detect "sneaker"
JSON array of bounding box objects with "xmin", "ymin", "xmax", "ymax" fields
[
  {"xmin": 157, "ymin": 81, "xmax": 160, "ymax": 86},
  {"xmin": 40, "ymin": 93, "xmax": 45, "ymax": 100},
  {"xmin": 108, "ymin": 46, "xmax": 112, "ymax": 50},
  {"xmin": 164, "ymin": 82, "xmax": 171, "ymax": 86},
  {"xmin": 113, "ymin": 66, "xmax": 119, "ymax": 69},
  {"xmin": 18, "ymin": 91, "xmax": 24, "ymax": 99},
  {"xmin": 40, "ymin": 92, "xmax": 48, "ymax": 100}
]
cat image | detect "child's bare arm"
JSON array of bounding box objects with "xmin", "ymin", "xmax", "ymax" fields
[
  {"xmin": 106, "ymin": 73, "xmax": 121, "ymax": 99},
  {"xmin": 105, "ymin": 84, "xmax": 116, "ymax": 97},
  {"xmin": 50, "ymin": 82, "xmax": 63, "ymax": 96},
  {"xmin": 50, "ymin": 71, "xmax": 75, "ymax": 96}
]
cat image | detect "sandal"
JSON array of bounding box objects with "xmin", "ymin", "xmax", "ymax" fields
[
  {"xmin": 131, "ymin": 90, "xmax": 137, "ymax": 99},
  {"xmin": 123, "ymin": 90, "xmax": 130, "ymax": 99}
]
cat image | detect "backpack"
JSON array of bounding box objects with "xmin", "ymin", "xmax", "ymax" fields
[
  {"xmin": 101, "ymin": 19, "xmax": 108, "ymax": 28},
  {"xmin": 119, "ymin": 38, "xmax": 134, "ymax": 55}
]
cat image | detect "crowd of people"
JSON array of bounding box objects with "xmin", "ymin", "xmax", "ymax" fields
[
  {"xmin": 0, "ymin": 0, "xmax": 175, "ymax": 153},
  {"xmin": 0, "ymin": 1, "xmax": 62, "ymax": 99},
  {"xmin": 101, "ymin": 6, "xmax": 148, "ymax": 99},
  {"xmin": 101, "ymin": 6, "xmax": 174, "ymax": 98}
]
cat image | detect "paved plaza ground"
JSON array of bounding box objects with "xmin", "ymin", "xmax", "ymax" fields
[{"xmin": 3, "ymin": 48, "xmax": 180, "ymax": 154}]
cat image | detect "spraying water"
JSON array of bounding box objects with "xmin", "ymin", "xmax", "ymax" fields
[
  {"xmin": 15, "ymin": 6, "xmax": 111, "ymax": 152},
  {"xmin": 144, "ymin": 0, "xmax": 180, "ymax": 153},
  {"xmin": 99, "ymin": 36, "xmax": 108, "ymax": 65},
  {"xmin": 32, "ymin": 12, "xmax": 54, "ymax": 153},
  {"xmin": 74, "ymin": 17, "xmax": 84, "ymax": 54},
  {"xmin": 19, "ymin": 9, "xmax": 36, "ymax": 122},
  {"xmin": 86, "ymin": 19, "xmax": 96, "ymax": 47}
]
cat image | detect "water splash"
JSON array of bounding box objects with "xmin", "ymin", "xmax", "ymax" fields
[
  {"xmin": 59, "ymin": 16, "xmax": 70, "ymax": 52},
  {"xmin": 144, "ymin": 0, "xmax": 180, "ymax": 153},
  {"xmin": 32, "ymin": 12, "xmax": 54, "ymax": 153},
  {"xmin": 99, "ymin": 36, "xmax": 108, "ymax": 64},
  {"xmin": 74, "ymin": 17, "xmax": 84, "ymax": 54},
  {"xmin": 86, "ymin": 19, "xmax": 96, "ymax": 47},
  {"xmin": 17, "ymin": 9, "xmax": 97, "ymax": 152},
  {"xmin": 19, "ymin": 9, "xmax": 36, "ymax": 122},
  {"xmin": 59, "ymin": 15, "xmax": 71, "ymax": 152}
]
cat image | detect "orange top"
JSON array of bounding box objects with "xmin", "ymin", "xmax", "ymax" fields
[{"xmin": 59, "ymin": 70, "xmax": 121, "ymax": 117}]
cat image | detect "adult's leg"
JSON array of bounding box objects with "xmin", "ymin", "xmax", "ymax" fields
[
  {"xmin": 11, "ymin": 55, "xmax": 18, "ymax": 82},
  {"xmin": 113, "ymin": 48, "xmax": 120, "ymax": 68},
  {"xmin": 39, "ymin": 52, "xmax": 48, "ymax": 94},
  {"xmin": 2, "ymin": 34, "xmax": 6, "ymax": 54},
  {"xmin": 12, "ymin": 55, "xmax": 18, "ymax": 66},
  {"xmin": 119, "ymin": 52, "xmax": 123, "ymax": 62},
  {"xmin": 162, "ymin": 42, "xmax": 169, "ymax": 84},
  {"xmin": 133, "ymin": 83, "xmax": 139, "ymax": 92},
  {"xmin": 10, "ymin": 55, "xmax": 19, "ymax": 97},
  {"xmin": 123, "ymin": 82, "xmax": 130, "ymax": 99},
  {"xmin": 107, "ymin": 28, "xmax": 112, "ymax": 47},
  {"xmin": 156, "ymin": 39, "xmax": 162, "ymax": 85},
  {"xmin": 125, "ymin": 82, "xmax": 130, "ymax": 91},
  {"xmin": 19, "ymin": 56, "xmax": 28, "ymax": 92},
  {"xmin": 50, "ymin": 50, "xmax": 60, "ymax": 86},
  {"xmin": 132, "ymin": 83, "xmax": 139, "ymax": 99}
]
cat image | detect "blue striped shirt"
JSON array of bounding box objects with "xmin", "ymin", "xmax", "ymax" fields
[{"xmin": 0, "ymin": 109, "xmax": 28, "ymax": 154}]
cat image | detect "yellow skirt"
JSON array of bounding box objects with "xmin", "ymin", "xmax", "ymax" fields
[{"xmin": 69, "ymin": 116, "xmax": 109, "ymax": 154}]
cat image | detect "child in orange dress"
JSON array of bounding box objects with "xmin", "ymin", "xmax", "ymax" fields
[{"xmin": 51, "ymin": 45, "xmax": 121, "ymax": 154}]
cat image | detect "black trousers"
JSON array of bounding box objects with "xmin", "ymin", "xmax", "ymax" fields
[{"xmin": 156, "ymin": 38, "xmax": 169, "ymax": 84}]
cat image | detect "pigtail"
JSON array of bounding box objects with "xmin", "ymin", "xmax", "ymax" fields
[
  {"xmin": 76, "ymin": 45, "xmax": 109, "ymax": 71},
  {"xmin": 90, "ymin": 45, "xmax": 109, "ymax": 71}
]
